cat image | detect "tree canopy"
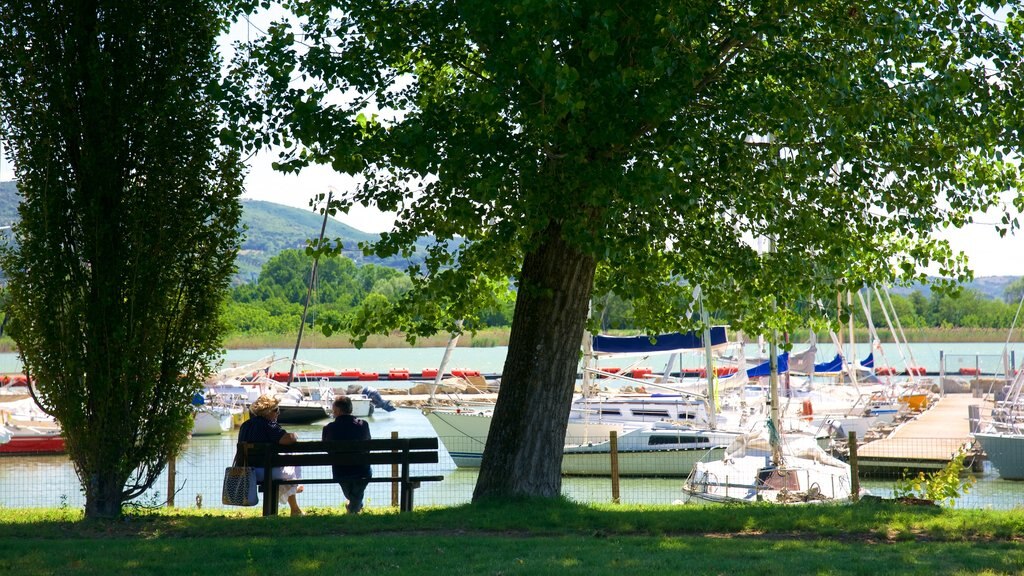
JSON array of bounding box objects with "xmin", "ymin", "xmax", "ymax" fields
[
  {"xmin": 227, "ymin": 0, "xmax": 1024, "ymax": 500},
  {"xmin": 0, "ymin": 0, "xmax": 243, "ymax": 517}
]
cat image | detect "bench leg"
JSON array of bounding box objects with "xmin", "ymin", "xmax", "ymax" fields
[{"xmin": 399, "ymin": 481, "xmax": 422, "ymax": 512}]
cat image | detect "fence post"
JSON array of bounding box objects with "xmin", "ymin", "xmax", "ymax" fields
[
  {"xmin": 968, "ymin": 405, "xmax": 981, "ymax": 434},
  {"xmin": 610, "ymin": 430, "xmax": 620, "ymax": 504},
  {"xmin": 391, "ymin": 431, "xmax": 400, "ymax": 508},
  {"xmin": 166, "ymin": 454, "xmax": 176, "ymax": 508},
  {"xmin": 847, "ymin": 431, "xmax": 859, "ymax": 502}
]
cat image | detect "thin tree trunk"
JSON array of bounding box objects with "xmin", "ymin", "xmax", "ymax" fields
[{"xmin": 473, "ymin": 222, "xmax": 596, "ymax": 500}]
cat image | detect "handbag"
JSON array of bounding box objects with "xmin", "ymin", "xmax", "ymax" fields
[{"xmin": 222, "ymin": 445, "xmax": 258, "ymax": 506}]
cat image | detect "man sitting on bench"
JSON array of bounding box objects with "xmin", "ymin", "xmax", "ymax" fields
[{"xmin": 322, "ymin": 395, "xmax": 372, "ymax": 513}]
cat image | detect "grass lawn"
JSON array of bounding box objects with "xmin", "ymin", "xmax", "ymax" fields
[{"xmin": 1, "ymin": 499, "xmax": 1023, "ymax": 575}]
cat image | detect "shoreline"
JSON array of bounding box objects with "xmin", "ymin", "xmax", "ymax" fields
[
  {"xmin": 0, "ymin": 327, "xmax": 1014, "ymax": 353},
  {"xmin": 218, "ymin": 327, "xmax": 1017, "ymax": 350}
]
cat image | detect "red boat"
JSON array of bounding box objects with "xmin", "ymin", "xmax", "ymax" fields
[{"xmin": 0, "ymin": 417, "xmax": 65, "ymax": 455}]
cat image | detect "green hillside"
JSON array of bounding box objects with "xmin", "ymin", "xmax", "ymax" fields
[
  {"xmin": 0, "ymin": 181, "xmax": 429, "ymax": 282},
  {"xmin": 235, "ymin": 199, "xmax": 429, "ymax": 282}
]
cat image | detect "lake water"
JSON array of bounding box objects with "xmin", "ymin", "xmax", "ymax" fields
[
  {"xmin": 0, "ymin": 341, "xmax": 1021, "ymax": 376},
  {"xmin": 1, "ymin": 343, "xmax": 1023, "ymax": 511}
]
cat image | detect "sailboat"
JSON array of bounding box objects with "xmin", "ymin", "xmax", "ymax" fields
[
  {"xmin": 425, "ymin": 326, "xmax": 771, "ymax": 475},
  {"xmin": 681, "ymin": 324, "xmax": 855, "ymax": 504}
]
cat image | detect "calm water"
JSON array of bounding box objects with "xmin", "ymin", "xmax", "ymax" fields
[
  {"xmin": 1, "ymin": 343, "xmax": 1023, "ymax": 511},
  {"xmin": 0, "ymin": 341, "xmax": 1020, "ymax": 375}
]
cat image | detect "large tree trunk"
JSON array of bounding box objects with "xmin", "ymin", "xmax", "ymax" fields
[
  {"xmin": 473, "ymin": 222, "xmax": 596, "ymax": 500},
  {"xmin": 84, "ymin": 471, "xmax": 127, "ymax": 518}
]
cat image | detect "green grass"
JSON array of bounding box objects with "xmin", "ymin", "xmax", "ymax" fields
[{"xmin": 2, "ymin": 499, "xmax": 1023, "ymax": 575}]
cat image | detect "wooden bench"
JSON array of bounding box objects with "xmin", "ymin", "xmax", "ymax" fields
[{"xmin": 239, "ymin": 437, "xmax": 443, "ymax": 516}]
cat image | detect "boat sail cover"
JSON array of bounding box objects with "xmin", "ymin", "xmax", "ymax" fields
[
  {"xmin": 809, "ymin": 352, "xmax": 875, "ymax": 374},
  {"xmin": 590, "ymin": 327, "xmax": 729, "ymax": 357},
  {"xmin": 745, "ymin": 352, "xmax": 789, "ymax": 377}
]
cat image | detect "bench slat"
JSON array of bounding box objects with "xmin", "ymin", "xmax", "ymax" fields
[
  {"xmin": 268, "ymin": 451, "xmax": 439, "ymax": 467},
  {"xmin": 244, "ymin": 438, "xmax": 438, "ymax": 454}
]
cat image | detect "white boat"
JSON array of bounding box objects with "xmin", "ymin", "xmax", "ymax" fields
[
  {"xmin": 191, "ymin": 405, "xmax": 234, "ymax": 436},
  {"xmin": 681, "ymin": 328, "xmax": 855, "ymax": 505},
  {"xmin": 682, "ymin": 426, "xmax": 854, "ymax": 504},
  {"xmin": 206, "ymin": 360, "xmax": 375, "ymax": 424},
  {"xmin": 427, "ymin": 326, "xmax": 795, "ymax": 475},
  {"xmin": 562, "ymin": 422, "xmax": 737, "ymax": 477},
  {"xmin": 424, "ymin": 406, "xmax": 624, "ymax": 468}
]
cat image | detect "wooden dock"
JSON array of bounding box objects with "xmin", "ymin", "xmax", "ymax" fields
[{"xmin": 856, "ymin": 393, "xmax": 989, "ymax": 474}]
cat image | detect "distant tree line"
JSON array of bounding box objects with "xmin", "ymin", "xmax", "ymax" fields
[{"xmin": 226, "ymin": 251, "xmax": 1022, "ymax": 336}]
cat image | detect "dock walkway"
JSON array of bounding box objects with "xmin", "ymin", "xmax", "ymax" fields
[{"xmin": 856, "ymin": 393, "xmax": 988, "ymax": 473}]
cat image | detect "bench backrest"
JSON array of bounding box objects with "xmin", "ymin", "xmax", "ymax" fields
[{"xmin": 239, "ymin": 437, "xmax": 439, "ymax": 469}]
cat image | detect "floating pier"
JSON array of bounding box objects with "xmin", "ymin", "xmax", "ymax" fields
[{"xmin": 855, "ymin": 394, "xmax": 989, "ymax": 475}]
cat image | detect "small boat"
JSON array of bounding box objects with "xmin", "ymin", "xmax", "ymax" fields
[
  {"xmin": 681, "ymin": 328, "xmax": 855, "ymax": 505},
  {"xmin": 191, "ymin": 405, "xmax": 234, "ymax": 436},
  {"xmin": 0, "ymin": 416, "xmax": 65, "ymax": 455},
  {"xmin": 0, "ymin": 397, "xmax": 66, "ymax": 455},
  {"xmin": 681, "ymin": 426, "xmax": 854, "ymax": 504}
]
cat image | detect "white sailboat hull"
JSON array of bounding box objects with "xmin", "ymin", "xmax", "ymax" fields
[
  {"xmin": 683, "ymin": 455, "xmax": 854, "ymax": 504},
  {"xmin": 424, "ymin": 409, "xmax": 624, "ymax": 469},
  {"xmin": 191, "ymin": 408, "xmax": 233, "ymax": 436}
]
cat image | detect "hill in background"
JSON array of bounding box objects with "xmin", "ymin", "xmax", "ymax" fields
[
  {"xmin": 0, "ymin": 181, "xmax": 429, "ymax": 282},
  {"xmin": 0, "ymin": 181, "xmax": 1017, "ymax": 294}
]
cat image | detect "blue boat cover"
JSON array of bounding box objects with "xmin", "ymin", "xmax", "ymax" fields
[
  {"xmin": 813, "ymin": 354, "xmax": 844, "ymax": 373},
  {"xmin": 591, "ymin": 327, "xmax": 728, "ymax": 355},
  {"xmin": 806, "ymin": 352, "xmax": 875, "ymax": 373},
  {"xmin": 746, "ymin": 352, "xmax": 789, "ymax": 377}
]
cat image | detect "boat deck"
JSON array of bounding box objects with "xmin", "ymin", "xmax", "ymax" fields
[{"xmin": 856, "ymin": 393, "xmax": 989, "ymax": 474}]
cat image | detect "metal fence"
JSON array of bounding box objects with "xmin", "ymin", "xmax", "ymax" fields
[{"xmin": 1, "ymin": 434, "xmax": 1022, "ymax": 512}]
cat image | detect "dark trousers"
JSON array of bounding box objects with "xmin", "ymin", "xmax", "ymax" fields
[{"xmin": 338, "ymin": 477, "xmax": 370, "ymax": 513}]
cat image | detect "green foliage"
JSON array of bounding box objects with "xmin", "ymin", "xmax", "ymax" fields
[
  {"xmin": 893, "ymin": 450, "xmax": 976, "ymax": 507},
  {"xmin": 226, "ymin": 0, "xmax": 1024, "ymax": 340},
  {"xmin": 0, "ymin": 0, "xmax": 243, "ymax": 517},
  {"xmin": 225, "ymin": 0, "xmax": 1024, "ymax": 499}
]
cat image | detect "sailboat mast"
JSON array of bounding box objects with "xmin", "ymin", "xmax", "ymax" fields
[
  {"xmin": 848, "ymin": 291, "xmax": 858, "ymax": 386},
  {"xmin": 699, "ymin": 288, "xmax": 717, "ymax": 430},
  {"xmin": 287, "ymin": 190, "xmax": 334, "ymax": 387},
  {"xmin": 768, "ymin": 239, "xmax": 782, "ymax": 466}
]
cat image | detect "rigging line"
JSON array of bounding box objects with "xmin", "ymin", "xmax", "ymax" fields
[
  {"xmin": 882, "ymin": 286, "xmax": 921, "ymax": 372},
  {"xmin": 1001, "ymin": 289, "xmax": 1024, "ymax": 370}
]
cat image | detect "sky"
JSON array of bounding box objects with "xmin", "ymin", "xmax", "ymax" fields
[{"xmin": 1, "ymin": 7, "xmax": 1022, "ymax": 277}]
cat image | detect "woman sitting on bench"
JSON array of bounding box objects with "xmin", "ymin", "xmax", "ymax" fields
[{"xmin": 236, "ymin": 395, "xmax": 304, "ymax": 516}]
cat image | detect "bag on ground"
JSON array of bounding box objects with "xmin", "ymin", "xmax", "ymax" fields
[{"xmin": 222, "ymin": 466, "xmax": 258, "ymax": 506}]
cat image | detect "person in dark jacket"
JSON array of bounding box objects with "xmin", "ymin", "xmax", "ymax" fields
[
  {"xmin": 321, "ymin": 395, "xmax": 372, "ymax": 513},
  {"xmin": 236, "ymin": 394, "xmax": 303, "ymax": 515}
]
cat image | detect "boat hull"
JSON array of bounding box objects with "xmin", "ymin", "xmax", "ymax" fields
[
  {"xmin": 425, "ymin": 409, "xmax": 625, "ymax": 470},
  {"xmin": 683, "ymin": 455, "xmax": 854, "ymax": 504},
  {"xmin": 974, "ymin": 432, "xmax": 1024, "ymax": 480},
  {"xmin": 276, "ymin": 404, "xmax": 332, "ymax": 425},
  {"xmin": 0, "ymin": 433, "xmax": 65, "ymax": 455},
  {"xmin": 426, "ymin": 409, "xmax": 740, "ymax": 475},
  {"xmin": 561, "ymin": 446, "xmax": 729, "ymax": 477},
  {"xmin": 191, "ymin": 409, "xmax": 233, "ymax": 436}
]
